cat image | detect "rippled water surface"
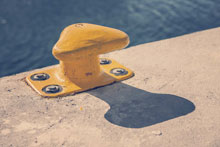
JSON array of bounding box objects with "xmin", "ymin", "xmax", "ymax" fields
[{"xmin": 0, "ymin": 0, "xmax": 220, "ymax": 77}]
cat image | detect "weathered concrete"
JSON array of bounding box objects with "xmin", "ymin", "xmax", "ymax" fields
[{"xmin": 1, "ymin": 28, "xmax": 220, "ymax": 147}]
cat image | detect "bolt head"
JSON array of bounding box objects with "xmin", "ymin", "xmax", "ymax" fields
[
  {"xmin": 100, "ymin": 59, "xmax": 111, "ymax": 65},
  {"xmin": 31, "ymin": 73, "xmax": 50, "ymax": 81},
  {"xmin": 110, "ymin": 68, "xmax": 128, "ymax": 76},
  {"xmin": 42, "ymin": 85, "xmax": 62, "ymax": 94}
]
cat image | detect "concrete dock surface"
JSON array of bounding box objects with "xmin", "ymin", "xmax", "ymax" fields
[{"xmin": 0, "ymin": 28, "xmax": 220, "ymax": 147}]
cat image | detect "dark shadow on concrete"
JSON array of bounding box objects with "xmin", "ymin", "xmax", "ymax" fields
[{"xmin": 89, "ymin": 82, "xmax": 195, "ymax": 128}]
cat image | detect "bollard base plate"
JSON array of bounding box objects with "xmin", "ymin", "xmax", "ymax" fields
[{"xmin": 26, "ymin": 58, "xmax": 134, "ymax": 97}]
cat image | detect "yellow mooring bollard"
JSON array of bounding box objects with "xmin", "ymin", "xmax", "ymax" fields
[{"xmin": 26, "ymin": 23, "xmax": 134, "ymax": 97}]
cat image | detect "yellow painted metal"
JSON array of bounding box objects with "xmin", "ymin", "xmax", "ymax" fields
[{"xmin": 26, "ymin": 23, "xmax": 134, "ymax": 97}]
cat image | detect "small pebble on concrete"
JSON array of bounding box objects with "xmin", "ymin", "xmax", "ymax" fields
[{"xmin": 152, "ymin": 130, "xmax": 162, "ymax": 136}]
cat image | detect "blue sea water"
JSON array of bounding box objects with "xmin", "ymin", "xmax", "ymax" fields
[{"xmin": 0, "ymin": 0, "xmax": 220, "ymax": 77}]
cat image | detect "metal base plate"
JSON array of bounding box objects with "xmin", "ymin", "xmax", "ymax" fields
[{"xmin": 26, "ymin": 58, "xmax": 134, "ymax": 97}]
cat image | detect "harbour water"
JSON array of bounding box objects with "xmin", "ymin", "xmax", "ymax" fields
[{"xmin": 0, "ymin": 0, "xmax": 220, "ymax": 77}]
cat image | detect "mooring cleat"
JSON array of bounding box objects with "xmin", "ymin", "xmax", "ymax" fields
[{"xmin": 26, "ymin": 23, "xmax": 134, "ymax": 97}]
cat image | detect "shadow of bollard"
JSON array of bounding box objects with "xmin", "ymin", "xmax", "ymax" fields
[{"xmin": 89, "ymin": 82, "xmax": 195, "ymax": 128}]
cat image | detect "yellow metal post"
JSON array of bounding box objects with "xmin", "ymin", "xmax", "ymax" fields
[{"xmin": 26, "ymin": 23, "xmax": 134, "ymax": 97}]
